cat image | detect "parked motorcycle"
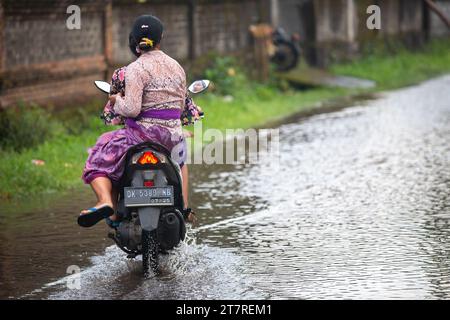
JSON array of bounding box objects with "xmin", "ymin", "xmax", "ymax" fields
[
  {"xmin": 271, "ymin": 27, "xmax": 301, "ymax": 72},
  {"xmin": 93, "ymin": 79, "xmax": 210, "ymax": 276}
]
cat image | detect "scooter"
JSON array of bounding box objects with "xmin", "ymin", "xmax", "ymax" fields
[
  {"xmin": 93, "ymin": 79, "xmax": 210, "ymax": 276},
  {"xmin": 271, "ymin": 27, "xmax": 301, "ymax": 72}
]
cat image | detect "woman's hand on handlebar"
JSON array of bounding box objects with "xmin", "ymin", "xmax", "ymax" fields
[
  {"xmin": 109, "ymin": 91, "xmax": 124, "ymax": 106},
  {"xmin": 108, "ymin": 94, "xmax": 118, "ymax": 105}
]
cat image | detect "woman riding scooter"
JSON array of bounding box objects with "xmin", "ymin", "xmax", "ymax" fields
[{"xmin": 78, "ymin": 15, "xmax": 199, "ymax": 228}]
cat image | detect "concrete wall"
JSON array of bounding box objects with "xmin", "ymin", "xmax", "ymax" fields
[
  {"xmin": 275, "ymin": 0, "xmax": 430, "ymax": 67},
  {"xmin": 378, "ymin": 0, "xmax": 423, "ymax": 35},
  {"xmin": 192, "ymin": 1, "xmax": 263, "ymax": 58},
  {"xmin": 111, "ymin": 0, "xmax": 264, "ymax": 66},
  {"xmin": 357, "ymin": 0, "xmax": 425, "ymax": 47},
  {"xmin": 314, "ymin": 0, "xmax": 357, "ymax": 43},
  {"xmin": 0, "ymin": 0, "xmax": 108, "ymax": 107},
  {"xmin": 430, "ymin": 0, "xmax": 450, "ymax": 37},
  {"xmin": 272, "ymin": 0, "xmax": 309, "ymax": 35},
  {"xmin": 312, "ymin": 0, "xmax": 358, "ymax": 66},
  {"xmin": 112, "ymin": 2, "xmax": 190, "ymax": 65},
  {"xmin": 0, "ymin": 0, "xmax": 269, "ymax": 108}
]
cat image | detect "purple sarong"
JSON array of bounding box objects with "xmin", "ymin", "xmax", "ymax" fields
[{"xmin": 82, "ymin": 123, "xmax": 186, "ymax": 185}]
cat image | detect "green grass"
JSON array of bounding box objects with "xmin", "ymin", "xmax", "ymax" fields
[
  {"xmin": 192, "ymin": 86, "xmax": 351, "ymax": 132},
  {"xmin": 1, "ymin": 39, "xmax": 450, "ymax": 200},
  {"xmin": 331, "ymin": 39, "xmax": 450, "ymax": 90},
  {"xmin": 0, "ymin": 119, "xmax": 116, "ymax": 199}
]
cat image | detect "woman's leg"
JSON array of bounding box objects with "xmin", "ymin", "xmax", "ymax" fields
[
  {"xmin": 181, "ymin": 164, "xmax": 196, "ymax": 223},
  {"xmin": 81, "ymin": 177, "xmax": 115, "ymax": 216},
  {"xmin": 181, "ymin": 164, "xmax": 189, "ymax": 208},
  {"xmin": 111, "ymin": 187, "xmax": 119, "ymax": 212}
]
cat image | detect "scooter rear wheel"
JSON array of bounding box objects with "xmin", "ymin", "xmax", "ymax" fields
[{"xmin": 142, "ymin": 229, "xmax": 159, "ymax": 277}]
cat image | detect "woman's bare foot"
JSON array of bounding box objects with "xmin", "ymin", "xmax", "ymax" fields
[
  {"xmin": 186, "ymin": 212, "xmax": 196, "ymax": 223},
  {"xmin": 183, "ymin": 208, "xmax": 196, "ymax": 223}
]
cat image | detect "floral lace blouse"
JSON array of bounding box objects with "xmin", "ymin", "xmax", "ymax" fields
[{"xmin": 102, "ymin": 50, "xmax": 203, "ymax": 135}]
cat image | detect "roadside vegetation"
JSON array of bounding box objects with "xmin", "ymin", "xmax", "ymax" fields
[
  {"xmin": 331, "ymin": 40, "xmax": 450, "ymax": 90},
  {"xmin": 1, "ymin": 39, "xmax": 449, "ymax": 199}
]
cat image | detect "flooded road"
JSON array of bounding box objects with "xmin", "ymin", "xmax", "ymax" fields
[{"xmin": 1, "ymin": 75, "xmax": 449, "ymax": 299}]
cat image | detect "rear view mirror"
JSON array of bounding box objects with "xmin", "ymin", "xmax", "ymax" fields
[
  {"xmin": 188, "ymin": 80, "xmax": 210, "ymax": 94},
  {"xmin": 96, "ymin": 79, "xmax": 210, "ymax": 95},
  {"xmin": 94, "ymin": 81, "xmax": 111, "ymax": 94}
]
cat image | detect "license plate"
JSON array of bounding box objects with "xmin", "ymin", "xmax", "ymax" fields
[{"xmin": 124, "ymin": 186, "xmax": 174, "ymax": 207}]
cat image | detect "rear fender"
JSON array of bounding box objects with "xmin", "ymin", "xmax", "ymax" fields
[{"xmin": 138, "ymin": 207, "xmax": 160, "ymax": 232}]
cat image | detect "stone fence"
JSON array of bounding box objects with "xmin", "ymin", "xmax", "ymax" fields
[{"xmin": 0, "ymin": 0, "xmax": 268, "ymax": 107}]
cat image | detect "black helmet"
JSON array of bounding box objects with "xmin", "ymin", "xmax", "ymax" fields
[{"xmin": 129, "ymin": 15, "xmax": 164, "ymax": 56}]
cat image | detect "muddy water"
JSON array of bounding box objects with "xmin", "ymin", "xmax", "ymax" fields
[{"xmin": 1, "ymin": 75, "xmax": 449, "ymax": 299}]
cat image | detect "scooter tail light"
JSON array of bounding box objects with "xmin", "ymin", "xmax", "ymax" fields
[
  {"xmin": 143, "ymin": 180, "xmax": 154, "ymax": 187},
  {"xmin": 138, "ymin": 151, "xmax": 159, "ymax": 165}
]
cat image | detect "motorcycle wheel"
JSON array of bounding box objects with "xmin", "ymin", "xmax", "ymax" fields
[
  {"xmin": 271, "ymin": 40, "xmax": 299, "ymax": 72},
  {"xmin": 142, "ymin": 229, "xmax": 159, "ymax": 277}
]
